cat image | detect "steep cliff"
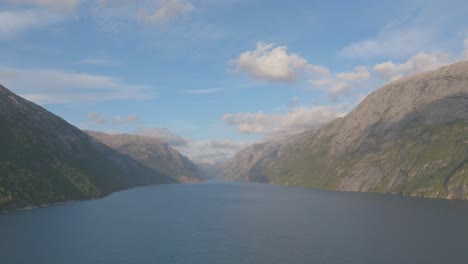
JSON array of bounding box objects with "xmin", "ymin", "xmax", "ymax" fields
[{"xmin": 224, "ymin": 61, "xmax": 468, "ymax": 199}]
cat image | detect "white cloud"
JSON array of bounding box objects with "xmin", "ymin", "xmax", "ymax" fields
[
  {"xmin": 309, "ymin": 66, "xmax": 371, "ymax": 100},
  {"xmin": 336, "ymin": 66, "xmax": 370, "ymax": 81},
  {"xmin": 178, "ymin": 88, "xmax": 224, "ymax": 94},
  {"xmin": 6, "ymin": 0, "xmax": 81, "ymax": 11},
  {"xmin": 340, "ymin": 27, "xmax": 432, "ymax": 59},
  {"xmin": 76, "ymin": 57, "xmax": 119, "ymax": 67},
  {"xmin": 135, "ymin": 127, "xmax": 189, "ymax": 147},
  {"xmin": 223, "ymin": 105, "xmax": 347, "ymax": 137},
  {"xmin": 87, "ymin": 112, "xmax": 140, "ymax": 126},
  {"xmin": 231, "ymin": 42, "xmax": 329, "ymax": 82},
  {"xmin": 114, "ymin": 114, "xmax": 140, "ymax": 124},
  {"xmin": 177, "ymin": 139, "xmax": 247, "ymax": 164},
  {"xmin": 0, "ymin": 9, "xmax": 65, "ymax": 37},
  {"xmin": 139, "ymin": 0, "xmax": 194, "ymax": 25},
  {"xmin": 373, "ymin": 52, "xmax": 451, "ymax": 82},
  {"xmin": 0, "ymin": 66, "xmax": 154, "ymax": 104},
  {"xmin": 328, "ymin": 82, "xmax": 354, "ymax": 98},
  {"xmin": 134, "ymin": 126, "xmax": 244, "ymax": 163}
]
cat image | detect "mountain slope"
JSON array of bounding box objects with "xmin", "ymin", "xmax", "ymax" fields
[
  {"xmin": 85, "ymin": 131, "xmax": 203, "ymax": 182},
  {"xmin": 224, "ymin": 61, "xmax": 468, "ymax": 199},
  {"xmin": 0, "ymin": 85, "xmax": 174, "ymax": 212}
]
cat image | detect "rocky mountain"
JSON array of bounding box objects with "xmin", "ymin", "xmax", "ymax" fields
[
  {"xmin": 0, "ymin": 85, "xmax": 175, "ymax": 212},
  {"xmin": 85, "ymin": 131, "xmax": 203, "ymax": 183},
  {"xmin": 223, "ymin": 61, "xmax": 468, "ymax": 199}
]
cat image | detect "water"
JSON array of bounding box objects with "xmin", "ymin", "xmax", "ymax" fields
[{"xmin": 1, "ymin": 181, "xmax": 468, "ymax": 264}]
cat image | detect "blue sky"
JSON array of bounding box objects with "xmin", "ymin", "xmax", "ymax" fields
[{"xmin": 0, "ymin": 0, "xmax": 467, "ymax": 163}]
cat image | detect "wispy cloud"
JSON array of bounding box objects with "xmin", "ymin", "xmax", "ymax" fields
[
  {"xmin": 6, "ymin": 0, "xmax": 82, "ymax": 12},
  {"xmin": 92, "ymin": 0, "xmax": 195, "ymax": 32},
  {"xmin": 177, "ymin": 139, "xmax": 247, "ymax": 164},
  {"xmin": 373, "ymin": 52, "xmax": 451, "ymax": 82},
  {"xmin": 88, "ymin": 112, "xmax": 140, "ymax": 126},
  {"xmin": 339, "ymin": 27, "xmax": 433, "ymax": 59},
  {"xmin": 76, "ymin": 57, "xmax": 119, "ymax": 67},
  {"xmin": 223, "ymin": 104, "xmax": 347, "ymax": 138},
  {"xmin": 135, "ymin": 127, "xmax": 190, "ymax": 147},
  {"xmin": 132, "ymin": 126, "xmax": 246, "ymax": 163},
  {"xmin": 0, "ymin": 66, "xmax": 154, "ymax": 104},
  {"xmin": 0, "ymin": 9, "xmax": 66, "ymax": 38},
  {"xmin": 178, "ymin": 88, "xmax": 224, "ymax": 95},
  {"xmin": 371, "ymin": 37, "xmax": 468, "ymax": 82},
  {"xmin": 336, "ymin": 66, "xmax": 371, "ymax": 81},
  {"xmin": 310, "ymin": 66, "xmax": 372, "ymax": 100},
  {"xmin": 339, "ymin": 4, "xmax": 468, "ymax": 59},
  {"xmin": 138, "ymin": 0, "xmax": 194, "ymax": 25}
]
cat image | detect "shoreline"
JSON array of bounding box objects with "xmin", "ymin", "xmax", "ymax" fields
[
  {"xmin": 2, "ymin": 180, "xmax": 466, "ymax": 215},
  {"xmin": 0, "ymin": 181, "xmax": 190, "ymax": 215}
]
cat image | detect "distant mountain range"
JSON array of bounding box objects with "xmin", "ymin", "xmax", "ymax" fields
[
  {"xmin": 222, "ymin": 61, "xmax": 468, "ymax": 199},
  {"xmin": 1, "ymin": 60, "xmax": 467, "ymax": 212},
  {"xmin": 85, "ymin": 131, "xmax": 203, "ymax": 183},
  {"xmin": 0, "ymin": 85, "xmax": 200, "ymax": 212}
]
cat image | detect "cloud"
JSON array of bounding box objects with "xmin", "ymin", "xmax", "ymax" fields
[
  {"xmin": 114, "ymin": 114, "xmax": 140, "ymax": 124},
  {"xmin": 88, "ymin": 112, "xmax": 108, "ymax": 126},
  {"xmin": 177, "ymin": 139, "xmax": 247, "ymax": 164},
  {"xmin": 338, "ymin": 7, "xmax": 441, "ymax": 59},
  {"xmin": 223, "ymin": 105, "xmax": 347, "ymax": 137},
  {"xmin": 339, "ymin": 27, "xmax": 433, "ymax": 59},
  {"xmin": 0, "ymin": 9, "xmax": 66, "ymax": 37},
  {"xmin": 339, "ymin": 3, "xmax": 468, "ymax": 60},
  {"xmin": 139, "ymin": 0, "xmax": 194, "ymax": 25},
  {"xmin": 336, "ymin": 66, "xmax": 370, "ymax": 81},
  {"xmin": 328, "ymin": 82, "xmax": 353, "ymax": 98},
  {"xmin": 287, "ymin": 96, "xmax": 301, "ymax": 108},
  {"xmin": 134, "ymin": 126, "xmax": 246, "ymax": 163},
  {"xmin": 76, "ymin": 57, "xmax": 119, "ymax": 67},
  {"xmin": 373, "ymin": 52, "xmax": 451, "ymax": 82},
  {"xmin": 91, "ymin": 0, "xmax": 195, "ymax": 32},
  {"xmin": 0, "ymin": 66, "xmax": 153, "ymax": 104},
  {"xmin": 87, "ymin": 112, "xmax": 140, "ymax": 126},
  {"xmin": 309, "ymin": 66, "xmax": 371, "ymax": 100},
  {"xmin": 6, "ymin": 0, "xmax": 81, "ymax": 11},
  {"xmin": 230, "ymin": 42, "xmax": 329, "ymax": 82},
  {"xmin": 178, "ymin": 88, "xmax": 224, "ymax": 94},
  {"xmin": 135, "ymin": 127, "xmax": 189, "ymax": 147},
  {"xmin": 463, "ymin": 38, "xmax": 468, "ymax": 60}
]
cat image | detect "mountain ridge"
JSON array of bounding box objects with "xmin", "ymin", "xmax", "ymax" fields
[
  {"xmin": 0, "ymin": 84, "xmax": 176, "ymax": 212},
  {"xmin": 85, "ymin": 131, "xmax": 203, "ymax": 182},
  {"xmin": 223, "ymin": 61, "xmax": 468, "ymax": 199}
]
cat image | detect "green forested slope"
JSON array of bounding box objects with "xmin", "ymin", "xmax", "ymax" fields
[
  {"xmin": 0, "ymin": 85, "xmax": 174, "ymax": 212},
  {"xmin": 224, "ymin": 61, "xmax": 468, "ymax": 199}
]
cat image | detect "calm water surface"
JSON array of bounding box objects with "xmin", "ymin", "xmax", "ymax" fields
[{"xmin": 1, "ymin": 181, "xmax": 468, "ymax": 264}]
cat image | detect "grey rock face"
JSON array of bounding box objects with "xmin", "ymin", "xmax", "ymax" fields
[{"xmin": 223, "ymin": 61, "xmax": 468, "ymax": 199}]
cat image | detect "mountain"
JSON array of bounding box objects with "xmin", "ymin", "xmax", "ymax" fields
[
  {"xmin": 223, "ymin": 61, "xmax": 468, "ymax": 199},
  {"xmin": 0, "ymin": 85, "xmax": 175, "ymax": 212},
  {"xmin": 85, "ymin": 131, "xmax": 203, "ymax": 183}
]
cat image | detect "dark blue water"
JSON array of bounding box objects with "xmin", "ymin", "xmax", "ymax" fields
[{"xmin": 1, "ymin": 181, "xmax": 468, "ymax": 264}]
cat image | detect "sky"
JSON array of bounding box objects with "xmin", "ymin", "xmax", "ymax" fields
[{"xmin": 0, "ymin": 0, "xmax": 467, "ymax": 163}]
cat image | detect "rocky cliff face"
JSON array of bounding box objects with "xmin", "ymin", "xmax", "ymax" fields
[
  {"xmin": 85, "ymin": 131, "xmax": 203, "ymax": 182},
  {"xmin": 224, "ymin": 61, "xmax": 468, "ymax": 199},
  {"xmin": 0, "ymin": 85, "xmax": 174, "ymax": 212}
]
